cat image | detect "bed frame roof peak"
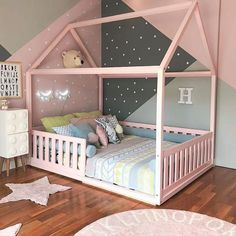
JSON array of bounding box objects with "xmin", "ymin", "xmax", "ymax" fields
[{"xmin": 28, "ymin": 0, "xmax": 215, "ymax": 77}]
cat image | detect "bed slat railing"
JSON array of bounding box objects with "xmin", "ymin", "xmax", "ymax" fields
[
  {"xmin": 161, "ymin": 132, "xmax": 213, "ymax": 200},
  {"xmin": 30, "ymin": 130, "xmax": 86, "ymax": 179}
]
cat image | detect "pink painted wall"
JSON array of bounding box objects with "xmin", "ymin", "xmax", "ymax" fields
[
  {"xmin": 123, "ymin": 0, "xmax": 220, "ymax": 69},
  {"xmin": 7, "ymin": 0, "xmax": 101, "ymax": 125},
  {"xmin": 218, "ymin": 0, "xmax": 236, "ymax": 89}
]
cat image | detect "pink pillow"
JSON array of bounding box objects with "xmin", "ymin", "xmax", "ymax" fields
[
  {"xmin": 70, "ymin": 117, "xmax": 97, "ymax": 130},
  {"xmin": 96, "ymin": 125, "xmax": 108, "ymax": 147}
]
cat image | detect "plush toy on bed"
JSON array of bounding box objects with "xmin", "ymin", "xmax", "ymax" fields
[{"xmin": 62, "ymin": 50, "xmax": 84, "ymax": 68}]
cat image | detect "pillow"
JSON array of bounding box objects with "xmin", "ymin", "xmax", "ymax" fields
[
  {"xmin": 96, "ymin": 117, "xmax": 120, "ymax": 144},
  {"xmin": 73, "ymin": 110, "xmax": 102, "ymax": 119},
  {"xmin": 52, "ymin": 124, "xmax": 73, "ymax": 136},
  {"xmin": 107, "ymin": 115, "xmax": 124, "ymax": 139},
  {"xmin": 96, "ymin": 125, "xmax": 108, "ymax": 147},
  {"xmin": 70, "ymin": 117, "xmax": 97, "ymax": 131},
  {"xmin": 86, "ymin": 145, "xmax": 97, "ymax": 158},
  {"xmin": 41, "ymin": 114, "xmax": 74, "ymax": 133},
  {"xmin": 70, "ymin": 124, "xmax": 99, "ymax": 146}
]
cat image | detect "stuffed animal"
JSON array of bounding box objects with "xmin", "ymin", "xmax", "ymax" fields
[{"xmin": 62, "ymin": 50, "xmax": 84, "ymax": 68}]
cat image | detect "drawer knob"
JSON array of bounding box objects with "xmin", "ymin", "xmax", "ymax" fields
[
  {"xmin": 9, "ymin": 113, "xmax": 16, "ymax": 120},
  {"xmin": 20, "ymin": 145, "xmax": 27, "ymax": 153},
  {"xmin": 9, "ymin": 137, "xmax": 17, "ymax": 144},
  {"xmin": 20, "ymin": 134, "xmax": 27, "ymax": 141},
  {"xmin": 20, "ymin": 123, "xmax": 27, "ymax": 130},
  {"xmin": 20, "ymin": 112, "xmax": 27, "ymax": 119},
  {"xmin": 9, "ymin": 148, "xmax": 17, "ymax": 156},
  {"xmin": 8, "ymin": 125, "xmax": 16, "ymax": 132}
]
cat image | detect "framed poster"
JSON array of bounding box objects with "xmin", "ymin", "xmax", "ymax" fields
[{"xmin": 0, "ymin": 61, "xmax": 22, "ymax": 99}]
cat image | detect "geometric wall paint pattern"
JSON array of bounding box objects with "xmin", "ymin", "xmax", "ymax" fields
[
  {"xmin": 0, "ymin": 44, "xmax": 11, "ymax": 61},
  {"xmin": 102, "ymin": 0, "xmax": 197, "ymax": 120}
]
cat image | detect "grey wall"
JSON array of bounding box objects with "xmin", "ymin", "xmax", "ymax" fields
[{"xmin": 0, "ymin": 0, "xmax": 80, "ymax": 57}]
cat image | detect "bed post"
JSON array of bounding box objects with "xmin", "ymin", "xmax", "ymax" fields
[
  {"xmin": 155, "ymin": 67, "xmax": 165, "ymax": 205},
  {"xmin": 98, "ymin": 76, "xmax": 103, "ymax": 112},
  {"xmin": 210, "ymin": 74, "xmax": 217, "ymax": 164},
  {"xmin": 26, "ymin": 71, "xmax": 33, "ymax": 158}
]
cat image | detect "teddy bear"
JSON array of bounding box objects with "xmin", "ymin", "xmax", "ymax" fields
[{"xmin": 62, "ymin": 50, "xmax": 84, "ymax": 68}]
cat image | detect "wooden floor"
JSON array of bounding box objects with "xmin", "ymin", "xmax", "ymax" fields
[{"xmin": 0, "ymin": 166, "xmax": 235, "ymax": 235}]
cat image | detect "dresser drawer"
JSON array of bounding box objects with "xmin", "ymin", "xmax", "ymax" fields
[
  {"xmin": 7, "ymin": 110, "xmax": 28, "ymax": 134},
  {"xmin": 7, "ymin": 133, "xmax": 29, "ymax": 158}
]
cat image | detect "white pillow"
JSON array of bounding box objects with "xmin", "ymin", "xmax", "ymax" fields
[{"xmin": 0, "ymin": 223, "xmax": 22, "ymax": 236}]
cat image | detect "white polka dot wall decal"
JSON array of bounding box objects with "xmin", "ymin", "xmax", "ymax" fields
[
  {"xmin": 132, "ymin": 25, "xmax": 135, "ymax": 29},
  {"xmin": 134, "ymin": 91, "xmax": 136, "ymax": 94},
  {"xmin": 28, "ymin": 63, "xmax": 32, "ymax": 67},
  {"xmin": 128, "ymin": 61, "xmax": 131, "ymax": 64},
  {"xmin": 118, "ymin": 26, "xmax": 121, "ymax": 29},
  {"xmin": 108, "ymin": 108, "xmax": 111, "ymax": 111},
  {"xmin": 122, "ymin": 53, "xmax": 125, "ymax": 56},
  {"xmin": 145, "ymin": 21, "xmax": 148, "ymax": 25},
  {"xmin": 177, "ymin": 53, "xmax": 180, "ymax": 56},
  {"xmin": 126, "ymin": 40, "xmax": 129, "ymax": 44},
  {"xmin": 57, "ymin": 64, "xmax": 60, "ymax": 67},
  {"xmin": 133, "ymin": 48, "xmax": 136, "ymax": 51},
  {"xmin": 154, "ymin": 89, "xmax": 156, "ymax": 92},
  {"xmin": 141, "ymin": 88, "xmax": 144, "ymax": 91},
  {"xmin": 107, "ymin": 82, "xmax": 110, "ymax": 85},
  {"xmin": 28, "ymin": 47, "xmax": 32, "ymax": 51},
  {"xmin": 104, "ymin": 63, "xmax": 107, "ymax": 66},
  {"xmin": 118, "ymin": 110, "xmax": 120, "ymax": 113},
  {"xmin": 186, "ymin": 61, "xmax": 190, "ymax": 65},
  {"xmin": 111, "ymin": 39, "xmax": 114, "ymax": 42},
  {"xmin": 154, "ymin": 34, "xmax": 157, "ymax": 38},
  {"xmin": 47, "ymin": 28, "xmax": 51, "ymax": 31},
  {"xmin": 117, "ymin": 85, "xmax": 120, "ymax": 88},
  {"xmin": 148, "ymin": 47, "xmax": 151, "ymax": 50},
  {"xmin": 44, "ymin": 41, "xmax": 48, "ymax": 45},
  {"xmin": 106, "ymin": 4, "xmax": 108, "ymax": 7},
  {"xmin": 105, "ymin": 32, "xmax": 109, "ymax": 36},
  {"xmin": 120, "ymin": 93, "xmax": 123, "ymax": 96},
  {"xmin": 116, "ymin": 2, "xmax": 119, "ymax": 5},
  {"xmin": 158, "ymin": 48, "xmax": 161, "ymax": 51},
  {"xmin": 54, "ymin": 80, "xmax": 57, "ymax": 83},
  {"xmin": 128, "ymin": 112, "xmax": 131, "ymax": 114},
  {"xmin": 138, "ymin": 57, "xmax": 141, "ymax": 61},
  {"xmin": 114, "ymin": 98, "xmax": 117, "ymax": 101},
  {"xmin": 105, "ymin": 97, "xmax": 108, "ymax": 100},
  {"xmin": 66, "ymin": 13, "xmax": 70, "ymax": 17},
  {"xmin": 139, "ymin": 36, "xmax": 143, "ymax": 39},
  {"xmin": 167, "ymin": 66, "xmax": 170, "ymax": 69},
  {"xmin": 134, "ymin": 81, "xmax": 136, "ymax": 84},
  {"xmin": 111, "ymin": 58, "xmax": 113, "ymax": 61},
  {"xmin": 127, "ymin": 88, "xmax": 129, "ymax": 90},
  {"xmin": 116, "ymin": 46, "xmax": 119, "ymax": 49},
  {"xmin": 106, "ymin": 46, "xmax": 109, "ymax": 50},
  {"xmin": 123, "ymin": 100, "xmax": 126, "ymax": 103},
  {"xmin": 135, "ymin": 100, "xmax": 138, "ymax": 103}
]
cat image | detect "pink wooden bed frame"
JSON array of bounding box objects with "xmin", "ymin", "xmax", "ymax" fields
[{"xmin": 26, "ymin": 0, "xmax": 216, "ymax": 205}]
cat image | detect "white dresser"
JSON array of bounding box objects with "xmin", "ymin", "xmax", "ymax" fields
[{"xmin": 0, "ymin": 109, "xmax": 28, "ymax": 176}]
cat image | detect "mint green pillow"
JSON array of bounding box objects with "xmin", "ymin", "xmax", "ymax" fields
[
  {"xmin": 73, "ymin": 110, "xmax": 102, "ymax": 119},
  {"xmin": 41, "ymin": 114, "xmax": 75, "ymax": 133}
]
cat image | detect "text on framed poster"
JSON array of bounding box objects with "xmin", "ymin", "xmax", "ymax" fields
[{"xmin": 0, "ymin": 61, "xmax": 22, "ymax": 98}]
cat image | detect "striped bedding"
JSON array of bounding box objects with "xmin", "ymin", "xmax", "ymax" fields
[{"xmin": 85, "ymin": 135, "xmax": 176, "ymax": 195}]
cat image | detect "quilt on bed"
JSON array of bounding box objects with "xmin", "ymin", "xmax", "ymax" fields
[{"xmin": 86, "ymin": 135, "xmax": 176, "ymax": 195}]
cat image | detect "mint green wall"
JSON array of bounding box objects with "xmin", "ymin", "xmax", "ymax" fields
[{"xmin": 0, "ymin": 0, "xmax": 80, "ymax": 54}]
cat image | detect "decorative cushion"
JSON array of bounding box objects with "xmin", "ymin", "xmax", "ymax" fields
[
  {"xmin": 41, "ymin": 114, "xmax": 75, "ymax": 133},
  {"xmin": 70, "ymin": 117, "xmax": 97, "ymax": 131},
  {"xmin": 52, "ymin": 124, "xmax": 73, "ymax": 136},
  {"xmin": 107, "ymin": 115, "xmax": 124, "ymax": 140},
  {"xmin": 73, "ymin": 110, "xmax": 102, "ymax": 119},
  {"xmin": 96, "ymin": 117, "xmax": 120, "ymax": 144},
  {"xmin": 96, "ymin": 125, "xmax": 108, "ymax": 147},
  {"xmin": 70, "ymin": 124, "xmax": 99, "ymax": 146},
  {"xmin": 86, "ymin": 145, "xmax": 97, "ymax": 158}
]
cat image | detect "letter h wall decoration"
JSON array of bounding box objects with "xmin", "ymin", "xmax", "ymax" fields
[{"xmin": 178, "ymin": 87, "xmax": 193, "ymax": 105}]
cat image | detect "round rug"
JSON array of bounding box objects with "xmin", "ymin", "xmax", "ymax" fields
[{"xmin": 75, "ymin": 209, "xmax": 236, "ymax": 236}]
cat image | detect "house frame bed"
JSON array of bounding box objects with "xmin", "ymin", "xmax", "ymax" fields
[{"xmin": 26, "ymin": 0, "xmax": 216, "ymax": 205}]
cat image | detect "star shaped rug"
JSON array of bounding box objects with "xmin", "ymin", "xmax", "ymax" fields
[{"xmin": 0, "ymin": 177, "xmax": 71, "ymax": 206}]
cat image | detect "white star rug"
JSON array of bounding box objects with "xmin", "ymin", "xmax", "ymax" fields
[
  {"xmin": 0, "ymin": 177, "xmax": 71, "ymax": 206},
  {"xmin": 0, "ymin": 223, "xmax": 22, "ymax": 236}
]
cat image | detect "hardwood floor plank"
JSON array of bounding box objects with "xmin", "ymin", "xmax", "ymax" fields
[{"xmin": 0, "ymin": 166, "xmax": 235, "ymax": 235}]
